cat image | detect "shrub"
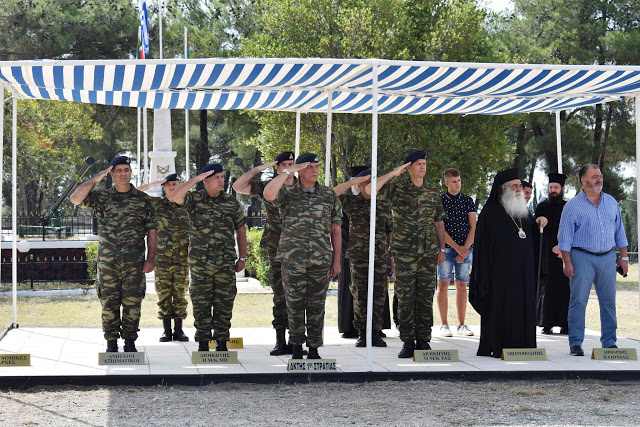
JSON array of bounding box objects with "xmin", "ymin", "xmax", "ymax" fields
[
  {"xmin": 85, "ymin": 241, "xmax": 98, "ymax": 279},
  {"xmin": 245, "ymin": 228, "xmax": 269, "ymax": 286}
]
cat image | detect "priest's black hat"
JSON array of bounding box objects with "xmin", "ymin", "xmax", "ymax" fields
[
  {"xmin": 488, "ymin": 168, "xmax": 520, "ymax": 203},
  {"xmin": 548, "ymin": 172, "xmax": 567, "ymax": 186},
  {"xmin": 275, "ymin": 151, "xmax": 295, "ymax": 164},
  {"xmin": 404, "ymin": 150, "xmax": 427, "ymax": 164}
]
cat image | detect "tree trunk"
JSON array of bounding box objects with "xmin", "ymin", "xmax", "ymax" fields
[
  {"xmin": 597, "ymin": 103, "xmax": 613, "ymax": 169},
  {"xmin": 512, "ymin": 123, "xmax": 526, "ymax": 170},
  {"xmin": 592, "ymin": 103, "xmax": 603, "ymax": 165}
]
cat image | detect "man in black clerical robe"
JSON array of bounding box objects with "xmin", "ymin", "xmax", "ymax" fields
[
  {"xmin": 469, "ymin": 168, "xmax": 539, "ymax": 358},
  {"xmin": 534, "ymin": 173, "xmax": 570, "ymax": 335}
]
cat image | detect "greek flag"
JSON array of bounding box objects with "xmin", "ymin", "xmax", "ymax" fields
[{"xmin": 140, "ymin": 1, "xmax": 149, "ymax": 57}]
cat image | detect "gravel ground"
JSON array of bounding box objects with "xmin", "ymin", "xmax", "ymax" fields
[{"xmin": 1, "ymin": 379, "xmax": 639, "ymax": 426}]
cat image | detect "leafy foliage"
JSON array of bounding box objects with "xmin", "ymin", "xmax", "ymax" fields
[{"xmin": 245, "ymin": 227, "xmax": 268, "ymax": 286}]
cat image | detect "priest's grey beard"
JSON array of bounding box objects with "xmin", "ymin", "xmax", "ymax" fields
[{"xmin": 501, "ymin": 186, "xmax": 530, "ymax": 219}]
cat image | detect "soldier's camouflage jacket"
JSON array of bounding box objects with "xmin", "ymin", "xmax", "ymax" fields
[
  {"xmin": 181, "ymin": 189, "xmax": 245, "ymax": 266},
  {"xmin": 250, "ymin": 178, "xmax": 297, "ymax": 254},
  {"xmin": 81, "ymin": 185, "xmax": 157, "ymax": 264},
  {"xmin": 340, "ymin": 191, "xmax": 393, "ymax": 263},
  {"xmin": 272, "ymin": 181, "xmax": 342, "ymax": 266},
  {"xmin": 150, "ymin": 197, "xmax": 189, "ymax": 265},
  {"xmin": 379, "ymin": 177, "xmax": 446, "ymax": 256}
]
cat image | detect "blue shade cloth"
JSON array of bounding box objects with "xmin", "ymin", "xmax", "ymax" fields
[
  {"xmin": 557, "ymin": 191, "xmax": 628, "ymax": 253},
  {"xmin": 0, "ymin": 59, "xmax": 637, "ymax": 114}
]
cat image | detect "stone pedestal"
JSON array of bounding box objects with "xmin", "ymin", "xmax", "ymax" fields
[{"xmin": 148, "ymin": 109, "xmax": 176, "ymax": 197}]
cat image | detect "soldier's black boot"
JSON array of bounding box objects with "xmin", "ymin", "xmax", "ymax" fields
[
  {"xmin": 415, "ymin": 339, "xmax": 431, "ymax": 350},
  {"xmin": 106, "ymin": 340, "xmax": 118, "ymax": 352},
  {"xmin": 270, "ymin": 329, "xmax": 289, "ymax": 356},
  {"xmin": 198, "ymin": 340, "xmax": 209, "ymax": 351},
  {"xmin": 123, "ymin": 339, "xmax": 137, "ymax": 352},
  {"xmin": 215, "ymin": 339, "xmax": 228, "ymax": 352},
  {"xmin": 172, "ymin": 319, "xmax": 189, "ymax": 342},
  {"xmin": 398, "ymin": 340, "xmax": 415, "ymax": 358},
  {"xmin": 372, "ymin": 330, "xmax": 387, "ymax": 348},
  {"xmin": 355, "ymin": 329, "xmax": 366, "ymax": 347},
  {"xmin": 291, "ymin": 344, "xmax": 304, "ymax": 359},
  {"xmin": 307, "ymin": 347, "xmax": 321, "ymax": 359},
  {"xmin": 159, "ymin": 318, "xmax": 172, "ymax": 342}
]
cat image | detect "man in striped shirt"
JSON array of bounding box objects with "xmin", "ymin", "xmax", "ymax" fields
[{"xmin": 557, "ymin": 164, "xmax": 628, "ymax": 356}]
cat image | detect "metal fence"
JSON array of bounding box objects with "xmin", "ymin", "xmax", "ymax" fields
[
  {"xmin": 0, "ymin": 251, "xmax": 94, "ymax": 291},
  {"xmin": 2, "ymin": 211, "xmax": 98, "ymax": 241}
]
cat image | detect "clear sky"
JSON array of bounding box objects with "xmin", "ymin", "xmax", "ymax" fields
[{"xmin": 483, "ymin": 0, "xmax": 514, "ymax": 13}]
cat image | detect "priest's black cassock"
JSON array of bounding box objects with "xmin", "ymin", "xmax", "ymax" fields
[
  {"xmin": 469, "ymin": 169, "xmax": 537, "ymax": 358},
  {"xmin": 534, "ymin": 193, "xmax": 569, "ymax": 330}
]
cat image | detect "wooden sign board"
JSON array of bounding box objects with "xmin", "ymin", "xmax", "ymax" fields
[
  {"xmin": 192, "ymin": 351, "xmax": 239, "ymax": 364},
  {"xmin": 98, "ymin": 352, "xmax": 146, "ymax": 365},
  {"xmin": 0, "ymin": 353, "xmax": 30, "ymax": 366},
  {"xmin": 501, "ymin": 348, "xmax": 547, "ymax": 361},
  {"xmin": 592, "ymin": 348, "xmax": 638, "ymax": 361},
  {"xmin": 287, "ymin": 359, "xmax": 337, "ymax": 372},
  {"xmin": 414, "ymin": 349, "xmax": 459, "ymax": 362},
  {"xmin": 211, "ymin": 338, "xmax": 244, "ymax": 349}
]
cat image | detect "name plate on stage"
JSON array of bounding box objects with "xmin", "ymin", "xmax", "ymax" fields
[
  {"xmin": 211, "ymin": 338, "xmax": 244, "ymax": 349},
  {"xmin": 592, "ymin": 348, "xmax": 638, "ymax": 360},
  {"xmin": 98, "ymin": 352, "xmax": 146, "ymax": 365},
  {"xmin": 192, "ymin": 351, "xmax": 238, "ymax": 364},
  {"xmin": 0, "ymin": 353, "xmax": 30, "ymax": 366},
  {"xmin": 414, "ymin": 350, "xmax": 459, "ymax": 362},
  {"xmin": 501, "ymin": 348, "xmax": 547, "ymax": 361},
  {"xmin": 287, "ymin": 359, "xmax": 337, "ymax": 372}
]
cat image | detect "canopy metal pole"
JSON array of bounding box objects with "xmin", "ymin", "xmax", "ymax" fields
[
  {"xmin": 366, "ymin": 65, "xmax": 379, "ymax": 372},
  {"xmin": 159, "ymin": 0, "xmax": 163, "ymax": 60},
  {"xmin": 636, "ymin": 96, "xmax": 639, "ymax": 310},
  {"xmin": 0, "ymin": 90, "xmax": 4, "ymax": 324},
  {"xmin": 136, "ymin": 107, "xmax": 141, "ymax": 186},
  {"xmin": 556, "ymin": 111, "xmax": 563, "ymax": 173},
  {"xmin": 11, "ymin": 97, "xmax": 17, "ymax": 327},
  {"xmin": 143, "ymin": 107, "xmax": 149, "ymax": 183},
  {"xmin": 295, "ymin": 110, "xmax": 301, "ymax": 159},
  {"xmin": 325, "ymin": 92, "xmax": 332, "ymax": 186}
]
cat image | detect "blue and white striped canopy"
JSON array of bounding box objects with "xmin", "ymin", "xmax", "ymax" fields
[{"xmin": 1, "ymin": 58, "xmax": 640, "ymax": 115}]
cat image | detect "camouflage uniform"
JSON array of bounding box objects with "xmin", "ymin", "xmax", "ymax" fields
[
  {"xmin": 151, "ymin": 197, "xmax": 189, "ymax": 320},
  {"xmin": 250, "ymin": 178, "xmax": 296, "ymax": 330},
  {"xmin": 340, "ymin": 192, "xmax": 392, "ymax": 331},
  {"xmin": 182, "ymin": 189, "xmax": 245, "ymax": 342},
  {"xmin": 380, "ymin": 177, "xmax": 446, "ymax": 342},
  {"xmin": 273, "ymin": 181, "xmax": 342, "ymax": 348},
  {"xmin": 81, "ymin": 186, "xmax": 157, "ymax": 341}
]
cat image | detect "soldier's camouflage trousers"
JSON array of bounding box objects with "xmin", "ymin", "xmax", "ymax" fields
[
  {"xmin": 268, "ymin": 251, "xmax": 288, "ymax": 329},
  {"xmin": 350, "ymin": 258, "xmax": 387, "ymax": 331},
  {"xmin": 190, "ymin": 262, "xmax": 237, "ymax": 342},
  {"xmin": 96, "ymin": 259, "xmax": 145, "ymax": 341},
  {"xmin": 281, "ymin": 262, "xmax": 330, "ymax": 348},
  {"xmin": 155, "ymin": 261, "xmax": 189, "ymax": 320},
  {"xmin": 394, "ymin": 252, "xmax": 437, "ymax": 342}
]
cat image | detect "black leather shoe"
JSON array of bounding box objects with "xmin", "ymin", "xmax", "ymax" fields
[
  {"xmin": 307, "ymin": 347, "xmax": 321, "ymax": 359},
  {"xmin": 270, "ymin": 329, "xmax": 289, "ymax": 355},
  {"xmin": 378, "ymin": 330, "xmax": 387, "ymax": 338},
  {"xmin": 355, "ymin": 330, "xmax": 366, "ymax": 347},
  {"xmin": 123, "ymin": 339, "xmax": 137, "ymax": 352},
  {"xmin": 372, "ymin": 331, "xmax": 387, "ymax": 347},
  {"xmin": 415, "ymin": 339, "xmax": 431, "ymax": 350},
  {"xmin": 606, "ymin": 345, "xmax": 618, "ymax": 349},
  {"xmin": 159, "ymin": 318, "xmax": 172, "ymax": 342},
  {"xmin": 398, "ymin": 340, "xmax": 415, "ymax": 358},
  {"xmin": 291, "ymin": 344, "xmax": 304, "ymax": 359},
  {"xmin": 570, "ymin": 345, "xmax": 584, "ymax": 356},
  {"xmin": 106, "ymin": 340, "xmax": 118, "ymax": 352},
  {"xmin": 172, "ymin": 319, "xmax": 189, "ymax": 342},
  {"xmin": 559, "ymin": 327, "xmax": 569, "ymax": 334},
  {"xmin": 541, "ymin": 327, "xmax": 552, "ymax": 335},
  {"xmin": 215, "ymin": 340, "xmax": 228, "ymax": 351},
  {"xmin": 341, "ymin": 329, "xmax": 359, "ymax": 339},
  {"xmin": 198, "ymin": 340, "xmax": 209, "ymax": 352}
]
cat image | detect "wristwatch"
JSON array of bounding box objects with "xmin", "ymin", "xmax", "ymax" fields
[
  {"xmin": 439, "ymin": 249, "xmax": 446, "ymax": 253},
  {"xmin": 282, "ymin": 169, "xmax": 291, "ymax": 176},
  {"xmin": 620, "ymin": 256, "xmax": 629, "ymax": 261},
  {"xmin": 238, "ymin": 257, "xmax": 247, "ymax": 262}
]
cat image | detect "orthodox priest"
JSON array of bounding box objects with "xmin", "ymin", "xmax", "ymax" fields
[
  {"xmin": 469, "ymin": 168, "xmax": 539, "ymax": 358},
  {"xmin": 534, "ymin": 173, "xmax": 570, "ymax": 334}
]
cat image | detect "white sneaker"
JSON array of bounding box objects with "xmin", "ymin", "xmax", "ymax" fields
[
  {"xmin": 457, "ymin": 324, "xmax": 474, "ymax": 336},
  {"xmin": 440, "ymin": 324, "xmax": 453, "ymax": 337}
]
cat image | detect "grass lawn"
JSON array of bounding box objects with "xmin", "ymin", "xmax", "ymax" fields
[{"xmin": 1, "ymin": 265, "xmax": 638, "ymax": 340}]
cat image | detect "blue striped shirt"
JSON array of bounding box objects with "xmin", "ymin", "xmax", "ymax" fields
[{"xmin": 557, "ymin": 190, "xmax": 628, "ymax": 253}]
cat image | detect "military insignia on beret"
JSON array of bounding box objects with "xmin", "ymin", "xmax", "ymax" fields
[{"xmin": 108, "ymin": 156, "xmax": 131, "ymax": 168}]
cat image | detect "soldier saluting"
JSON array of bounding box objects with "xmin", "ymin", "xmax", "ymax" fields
[{"xmin": 70, "ymin": 156, "xmax": 158, "ymax": 353}]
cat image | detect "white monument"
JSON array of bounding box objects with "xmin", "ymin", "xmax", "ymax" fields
[{"xmin": 147, "ymin": 109, "xmax": 176, "ymax": 197}]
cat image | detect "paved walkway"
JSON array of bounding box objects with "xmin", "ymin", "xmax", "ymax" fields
[{"xmin": 1, "ymin": 325, "xmax": 638, "ymax": 384}]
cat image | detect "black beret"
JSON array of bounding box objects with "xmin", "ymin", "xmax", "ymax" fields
[
  {"xmin": 200, "ymin": 163, "xmax": 223, "ymax": 176},
  {"xmin": 296, "ymin": 153, "xmax": 319, "ymax": 164},
  {"xmin": 350, "ymin": 166, "xmax": 368, "ymax": 177},
  {"xmin": 356, "ymin": 169, "xmax": 371, "ymax": 178},
  {"xmin": 163, "ymin": 173, "xmax": 178, "ymax": 184},
  {"xmin": 548, "ymin": 173, "xmax": 567, "ymax": 186},
  {"xmin": 404, "ymin": 150, "xmax": 427, "ymax": 164},
  {"xmin": 275, "ymin": 151, "xmax": 295, "ymax": 164},
  {"xmin": 108, "ymin": 156, "xmax": 131, "ymax": 168}
]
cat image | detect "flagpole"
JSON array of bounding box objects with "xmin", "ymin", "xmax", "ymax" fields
[
  {"xmin": 184, "ymin": 26, "xmax": 190, "ymax": 180},
  {"xmin": 137, "ymin": 107, "xmax": 141, "ymax": 186},
  {"xmin": 159, "ymin": 0, "xmax": 163, "ymax": 60}
]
